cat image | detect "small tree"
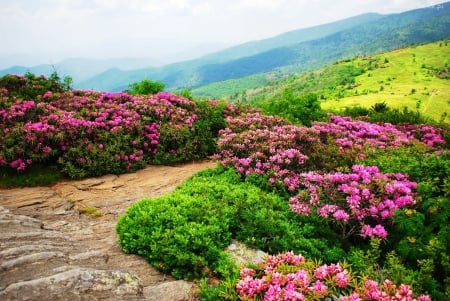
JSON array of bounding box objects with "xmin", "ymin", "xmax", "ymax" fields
[
  {"xmin": 371, "ymin": 101, "xmax": 389, "ymax": 113},
  {"xmin": 261, "ymin": 90, "xmax": 325, "ymax": 126},
  {"xmin": 125, "ymin": 79, "xmax": 165, "ymax": 95}
]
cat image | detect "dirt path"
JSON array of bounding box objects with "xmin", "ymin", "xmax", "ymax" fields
[{"xmin": 0, "ymin": 160, "xmax": 217, "ymax": 301}]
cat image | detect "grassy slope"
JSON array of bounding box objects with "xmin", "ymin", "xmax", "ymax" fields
[
  {"xmin": 321, "ymin": 41, "xmax": 450, "ymax": 121},
  {"xmin": 238, "ymin": 41, "xmax": 449, "ymax": 122}
]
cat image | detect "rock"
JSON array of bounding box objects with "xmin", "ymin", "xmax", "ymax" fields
[
  {"xmin": 0, "ymin": 205, "xmax": 145, "ymax": 301},
  {"xmin": 0, "ymin": 161, "xmax": 217, "ymax": 300},
  {"xmin": 0, "ymin": 268, "xmax": 143, "ymax": 301},
  {"xmin": 143, "ymin": 280, "xmax": 192, "ymax": 301},
  {"xmin": 226, "ymin": 240, "xmax": 267, "ymax": 266}
]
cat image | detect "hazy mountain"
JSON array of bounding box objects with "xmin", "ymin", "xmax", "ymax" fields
[
  {"xmin": 77, "ymin": 2, "xmax": 450, "ymax": 93},
  {"xmin": 0, "ymin": 40, "xmax": 230, "ymax": 83},
  {"xmin": 76, "ymin": 13, "xmax": 384, "ymax": 91},
  {"xmin": 0, "ymin": 57, "xmax": 158, "ymax": 83},
  {"xmin": 197, "ymin": 13, "xmax": 384, "ymax": 64},
  {"xmin": 2, "ymin": 2, "xmax": 449, "ymax": 93}
]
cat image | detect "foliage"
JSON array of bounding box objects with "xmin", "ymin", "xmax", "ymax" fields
[
  {"xmin": 216, "ymin": 113, "xmax": 445, "ymax": 191},
  {"xmin": 371, "ymin": 101, "xmax": 389, "ymax": 113},
  {"xmin": 124, "ymin": 78, "xmax": 165, "ymax": 95},
  {"xmin": 0, "ymin": 71, "xmax": 71, "ymax": 100},
  {"xmin": 342, "ymin": 103, "xmax": 431, "ymax": 126},
  {"xmin": 259, "ymin": 91, "xmax": 326, "ymax": 126},
  {"xmin": 239, "ymin": 41, "xmax": 450, "ymax": 123},
  {"xmin": 0, "ymin": 75, "xmax": 247, "ymax": 180},
  {"xmin": 0, "ymin": 163, "xmax": 62, "ymax": 188},
  {"xmin": 348, "ymin": 239, "xmax": 444, "ymax": 300},
  {"xmin": 116, "ymin": 166, "xmax": 346, "ymax": 280},
  {"xmin": 290, "ymin": 165, "xmax": 418, "ymax": 242},
  {"xmin": 212, "ymin": 111, "xmax": 448, "ymax": 299},
  {"xmin": 359, "ymin": 147, "xmax": 450, "ymax": 299}
]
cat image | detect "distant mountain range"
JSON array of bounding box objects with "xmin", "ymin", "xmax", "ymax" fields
[{"xmin": 1, "ymin": 2, "xmax": 449, "ymax": 94}]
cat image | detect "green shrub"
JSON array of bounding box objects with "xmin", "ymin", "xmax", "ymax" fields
[
  {"xmin": 340, "ymin": 105, "xmax": 371, "ymax": 118},
  {"xmin": 116, "ymin": 191, "xmax": 234, "ymax": 279},
  {"xmin": 0, "ymin": 164, "xmax": 63, "ymax": 188},
  {"xmin": 124, "ymin": 79, "xmax": 165, "ymax": 95},
  {"xmin": 116, "ymin": 166, "xmax": 346, "ymax": 280},
  {"xmin": 259, "ymin": 91, "xmax": 326, "ymax": 126},
  {"xmin": 0, "ymin": 72, "xmax": 71, "ymax": 100},
  {"xmin": 348, "ymin": 239, "xmax": 445, "ymax": 300}
]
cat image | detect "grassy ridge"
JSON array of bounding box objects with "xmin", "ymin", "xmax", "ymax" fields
[
  {"xmin": 322, "ymin": 41, "xmax": 450, "ymax": 122},
  {"xmin": 235, "ymin": 40, "xmax": 450, "ymax": 122}
]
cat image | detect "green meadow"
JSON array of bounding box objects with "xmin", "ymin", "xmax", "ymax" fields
[
  {"xmin": 237, "ymin": 40, "xmax": 449, "ymax": 123},
  {"xmin": 319, "ymin": 41, "xmax": 450, "ymax": 122}
]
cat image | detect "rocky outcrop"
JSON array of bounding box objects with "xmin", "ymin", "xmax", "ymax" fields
[
  {"xmin": 0, "ymin": 161, "xmax": 216, "ymax": 300},
  {"xmin": 0, "ymin": 206, "xmax": 143, "ymax": 300},
  {"xmin": 0, "ymin": 161, "xmax": 268, "ymax": 300}
]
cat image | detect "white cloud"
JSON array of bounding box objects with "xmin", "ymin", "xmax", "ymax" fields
[
  {"xmin": 0, "ymin": 0, "xmax": 445, "ymax": 67},
  {"xmin": 192, "ymin": 2, "xmax": 215, "ymax": 15},
  {"xmin": 236, "ymin": 0, "xmax": 285, "ymax": 10}
]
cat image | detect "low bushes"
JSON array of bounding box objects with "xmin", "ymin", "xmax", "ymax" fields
[
  {"xmin": 0, "ymin": 74, "xmax": 248, "ymax": 182},
  {"xmin": 116, "ymin": 166, "xmax": 345, "ymax": 280}
]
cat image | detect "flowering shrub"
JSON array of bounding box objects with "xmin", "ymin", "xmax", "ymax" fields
[
  {"xmin": 216, "ymin": 112, "xmax": 331, "ymax": 190},
  {"xmin": 0, "ymin": 75, "xmax": 243, "ymax": 178},
  {"xmin": 311, "ymin": 114, "xmax": 413, "ymax": 156},
  {"xmin": 0, "ymin": 72, "xmax": 66, "ymax": 100},
  {"xmin": 395, "ymin": 123, "xmax": 446, "ymax": 148},
  {"xmin": 216, "ymin": 113, "xmax": 446, "ymax": 193},
  {"xmin": 224, "ymin": 112, "xmax": 288, "ymax": 133},
  {"xmin": 289, "ymin": 165, "xmax": 417, "ymax": 240},
  {"xmin": 236, "ymin": 251, "xmax": 431, "ymax": 301}
]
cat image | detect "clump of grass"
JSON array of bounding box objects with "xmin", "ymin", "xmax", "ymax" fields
[
  {"xmin": 0, "ymin": 164, "xmax": 64, "ymax": 188},
  {"xmin": 76, "ymin": 206, "xmax": 102, "ymax": 217}
]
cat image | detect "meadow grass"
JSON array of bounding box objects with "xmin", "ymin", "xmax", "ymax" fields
[{"xmin": 322, "ymin": 41, "xmax": 450, "ymax": 122}]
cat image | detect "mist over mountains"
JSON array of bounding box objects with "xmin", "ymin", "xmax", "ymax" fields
[{"xmin": 1, "ymin": 2, "xmax": 449, "ymax": 95}]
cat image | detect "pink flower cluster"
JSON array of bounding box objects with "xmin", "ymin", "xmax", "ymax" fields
[
  {"xmin": 290, "ymin": 165, "xmax": 417, "ymax": 239},
  {"xmin": 0, "ymin": 90, "xmax": 199, "ymax": 171},
  {"xmin": 312, "ymin": 115, "xmax": 412, "ymax": 154},
  {"xmin": 236, "ymin": 252, "xmax": 431, "ymax": 301},
  {"xmin": 225, "ymin": 112, "xmax": 289, "ymax": 133},
  {"xmin": 215, "ymin": 114, "xmax": 441, "ymax": 239},
  {"xmin": 216, "ymin": 116, "xmax": 320, "ymax": 190},
  {"xmin": 216, "ymin": 113, "xmax": 445, "ymax": 194},
  {"xmin": 395, "ymin": 123, "xmax": 446, "ymax": 148}
]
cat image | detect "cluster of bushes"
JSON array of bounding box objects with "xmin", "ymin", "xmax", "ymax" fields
[
  {"xmin": 118, "ymin": 108, "xmax": 448, "ymax": 299},
  {"xmin": 2, "ymin": 73, "xmax": 448, "ymax": 299},
  {"xmin": 339, "ymin": 102, "xmax": 450, "ymax": 146},
  {"xmin": 0, "ymin": 74, "xmax": 246, "ymax": 183}
]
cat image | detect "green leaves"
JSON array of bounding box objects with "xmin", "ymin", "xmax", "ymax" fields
[
  {"xmin": 124, "ymin": 79, "xmax": 165, "ymax": 95},
  {"xmin": 116, "ymin": 167, "xmax": 343, "ymax": 280}
]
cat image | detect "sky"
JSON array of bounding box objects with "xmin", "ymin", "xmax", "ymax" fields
[{"xmin": 0, "ymin": 0, "xmax": 446, "ymax": 68}]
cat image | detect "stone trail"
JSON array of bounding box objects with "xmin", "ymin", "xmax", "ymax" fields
[{"xmin": 0, "ymin": 161, "xmax": 217, "ymax": 301}]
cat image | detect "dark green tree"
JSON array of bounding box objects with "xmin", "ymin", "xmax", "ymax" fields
[{"xmin": 125, "ymin": 79, "xmax": 165, "ymax": 95}]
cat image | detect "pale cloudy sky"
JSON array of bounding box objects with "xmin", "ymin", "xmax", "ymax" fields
[{"xmin": 0, "ymin": 0, "xmax": 445, "ymax": 67}]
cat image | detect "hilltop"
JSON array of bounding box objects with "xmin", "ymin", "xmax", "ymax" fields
[{"xmin": 226, "ymin": 40, "xmax": 450, "ymax": 123}]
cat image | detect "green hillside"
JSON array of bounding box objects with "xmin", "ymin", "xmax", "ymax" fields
[
  {"xmin": 232, "ymin": 41, "xmax": 450, "ymax": 123},
  {"xmin": 194, "ymin": 13, "xmax": 384, "ymax": 64},
  {"xmin": 79, "ymin": 2, "xmax": 450, "ymax": 92}
]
